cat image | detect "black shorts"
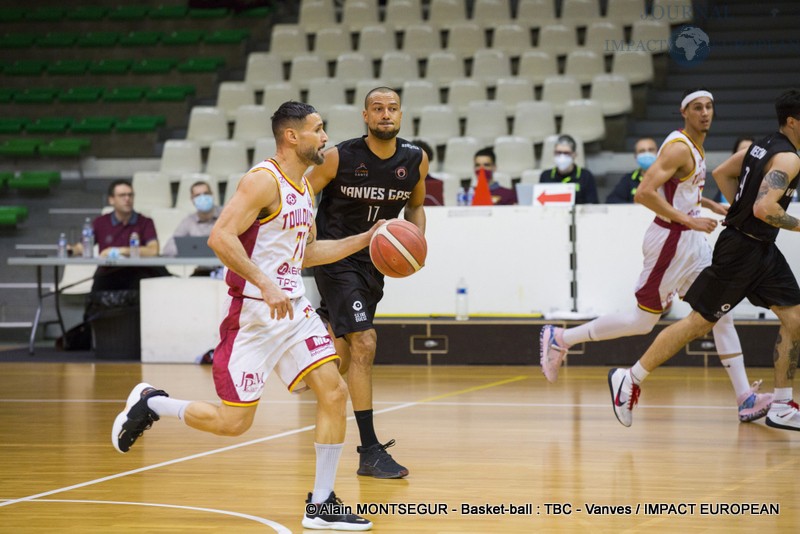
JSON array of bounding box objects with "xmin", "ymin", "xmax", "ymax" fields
[
  {"xmin": 684, "ymin": 227, "xmax": 800, "ymax": 322},
  {"xmin": 314, "ymin": 256, "xmax": 385, "ymax": 338}
]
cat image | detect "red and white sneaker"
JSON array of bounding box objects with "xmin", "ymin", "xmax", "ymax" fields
[
  {"xmin": 608, "ymin": 368, "xmax": 640, "ymax": 427},
  {"xmin": 765, "ymin": 400, "xmax": 800, "ymax": 431}
]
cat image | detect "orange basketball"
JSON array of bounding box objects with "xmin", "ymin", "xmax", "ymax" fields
[{"xmin": 369, "ymin": 219, "xmax": 427, "ymax": 278}]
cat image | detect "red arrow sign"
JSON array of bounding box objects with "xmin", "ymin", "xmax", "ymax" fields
[{"xmin": 537, "ymin": 191, "xmax": 573, "ymax": 205}]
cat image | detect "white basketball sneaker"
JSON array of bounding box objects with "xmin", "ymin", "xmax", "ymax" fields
[
  {"xmin": 608, "ymin": 368, "xmax": 640, "ymax": 427},
  {"xmin": 765, "ymin": 400, "xmax": 800, "ymax": 431}
]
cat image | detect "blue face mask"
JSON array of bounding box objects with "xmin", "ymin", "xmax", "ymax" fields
[
  {"xmin": 636, "ymin": 152, "xmax": 657, "ymax": 170},
  {"xmin": 193, "ymin": 194, "xmax": 214, "ymax": 213}
]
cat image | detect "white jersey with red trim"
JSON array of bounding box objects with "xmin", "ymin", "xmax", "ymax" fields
[
  {"xmin": 225, "ymin": 159, "xmax": 314, "ymax": 300},
  {"xmin": 655, "ymin": 129, "xmax": 706, "ymax": 223}
]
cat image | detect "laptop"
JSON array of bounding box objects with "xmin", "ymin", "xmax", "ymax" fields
[{"xmin": 174, "ymin": 236, "xmax": 217, "ymax": 258}]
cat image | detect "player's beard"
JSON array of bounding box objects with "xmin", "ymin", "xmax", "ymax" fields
[
  {"xmin": 300, "ymin": 144, "xmax": 325, "ymax": 165},
  {"xmin": 369, "ymin": 125, "xmax": 400, "ymax": 140}
]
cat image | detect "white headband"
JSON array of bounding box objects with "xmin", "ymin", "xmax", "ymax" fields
[{"xmin": 681, "ymin": 90, "xmax": 714, "ymax": 110}]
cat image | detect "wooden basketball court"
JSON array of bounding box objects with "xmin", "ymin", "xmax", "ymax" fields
[{"xmin": 0, "ymin": 362, "xmax": 797, "ymax": 532}]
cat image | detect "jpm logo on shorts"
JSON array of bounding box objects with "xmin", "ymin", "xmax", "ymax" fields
[
  {"xmin": 306, "ymin": 335, "xmax": 333, "ymax": 358},
  {"xmin": 237, "ymin": 371, "xmax": 265, "ymax": 393}
]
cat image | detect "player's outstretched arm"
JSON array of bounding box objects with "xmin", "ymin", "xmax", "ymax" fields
[
  {"xmin": 302, "ymin": 219, "xmax": 385, "ymax": 268},
  {"xmin": 712, "ymin": 148, "xmax": 747, "ymax": 204},
  {"xmin": 753, "ymin": 152, "xmax": 800, "ymax": 232}
]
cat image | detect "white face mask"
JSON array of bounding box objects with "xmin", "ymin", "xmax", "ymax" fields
[{"xmin": 554, "ymin": 154, "xmax": 574, "ymax": 172}]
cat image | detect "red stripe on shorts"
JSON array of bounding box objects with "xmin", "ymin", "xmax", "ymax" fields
[
  {"xmin": 213, "ymin": 296, "xmax": 246, "ymax": 404},
  {"xmin": 635, "ymin": 228, "xmax": 682, "ymax": 312}
]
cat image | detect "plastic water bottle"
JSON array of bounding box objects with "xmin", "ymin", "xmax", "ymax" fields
[
  {"xmin": 466, "ymin": 186, "xmax": 475, "ymax": 205},
  {"xmin": 455, "ymin": 277, "xmax": 469, "ymax": 321},
  {"xmin": 457, "ymin": 188, "xmax": 468, "ymax": 206},
  {"xmin": 129, "ymin": 232, "xmax": 140, "ymax": 259},
  {"xmin": 81, "ymin": 218, "xmax": 94, "ymax": 258},
  {"xmin": 57, "ymin": 232, "xmax": 68, "ymax": 259}
]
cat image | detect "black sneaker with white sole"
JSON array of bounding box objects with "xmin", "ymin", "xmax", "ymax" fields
[
  {"xmin": 356, "ymin": 439, "xmax": 409, "ymax": 479},
  {"xmin": 302, "ymin": 491, "xmax": 372, "ymax": 531},
  {"xmin": 112, "ymin": 382, "xmax": 168, "ymax": 453}
]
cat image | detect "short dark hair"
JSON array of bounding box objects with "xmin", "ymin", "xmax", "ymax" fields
[
  {"xmin": 364, "ymin": 86, "xmax": 399, "ymax": 109},
  {"xmin": 190, "ymin": 180, "xmax": 212, "ymax": 196},
  {"xmin": 474, "ymin": 146, "xmax": 496, "ymax": 164},
  {"xmin": 555, "ymin": 135, "xmax": 577, "ymax": 152},
  {"xmin": 775, "ymin": 89, "xmax": 800, "ymax": 126},
  {"xmin": 731, "ymin": 136, "xmax": 755, "ymax": 154},
  {"xmin": 271, "ymin": 101, "xmax": 318, "ymax": 140},
  {"xmin": 107, "ymin": 179, "xmax": 132, "ymax": 198},
  {"xmin": 412, "ymin": 139, "xmax": 434, "ymax": 162}
]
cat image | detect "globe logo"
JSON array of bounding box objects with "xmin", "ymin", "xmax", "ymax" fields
[{"xmin": 669, "ymin": 25, "xmax": 711, "ymax": 67}]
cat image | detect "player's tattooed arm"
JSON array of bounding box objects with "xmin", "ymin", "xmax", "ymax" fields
[{"xmin": 755, "ymin": 169, "xmax": 800, "ymax": 231}]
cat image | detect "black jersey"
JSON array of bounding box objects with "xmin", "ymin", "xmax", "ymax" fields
[
  {"xmin": 315, "ymin": 135, "xmax": 423, "ymax": 262},
  {"xmin": 725, "ymin": 132, "xmax": 800, "ymax": 242}
]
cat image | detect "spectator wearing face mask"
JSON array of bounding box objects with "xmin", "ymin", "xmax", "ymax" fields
[
  {"xmin": 161, "ymin": 180, "xmax": 222, "ymax": 258},
  {"xmin": 606, "ymin": 137, "xmax": 659, "ymax": 203},
  {"xmin": 539, "ymin": 134, "xmax": 599, "ymax": 204}
]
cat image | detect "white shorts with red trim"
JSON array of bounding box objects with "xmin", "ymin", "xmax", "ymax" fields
[
  {"xmin": 212, "ymin": 294, "xmax": 338, "ymax": 405},
  {"xmin": 634, "ymin": 221, "xmax": 711, "ymax": 313}
]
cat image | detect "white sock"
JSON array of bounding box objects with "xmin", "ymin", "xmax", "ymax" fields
[
  {"xmin": 630, "ymin": 361, "xmax": 649, "ymax": 385},
  {"xmin": 311, "ymin": 443, "xmax": 343, "ymax": 504},
  {"xmin": 774, "ymin": 388, "xmax": 793, "ymax": 404},
  {"xmin": 563, "ymin": 307, "xmax": 659, "ymax": 347},
  {"xmin": 147, "ymin": 396, "xmax": 191, "ymax": 421},
  {"xmin": 719, "ymin": 355, "xmax": 750, "ymax": 398}
]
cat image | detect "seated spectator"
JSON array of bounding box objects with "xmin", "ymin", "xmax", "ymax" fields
[
  {"xmin": 606, "ymin": 137, "xmax": 658, "ymax": 203},
  {"xmin": 412, "ymin": 139, "xmax": 444, "ymax": 206},
  {"xmin": 715, "ymin": 136, "xmax": 755, "ymax": 204},
  {"xmin": 162, "ymin": 180, "xmax": 223, "ymax": 257},
  {"xmin": 539, "ymin": 135, "xmax": 598, "ymax": 204},
  {"xmin": 469, "ymin": 147, "xmax": 517, "ymax": 205}
]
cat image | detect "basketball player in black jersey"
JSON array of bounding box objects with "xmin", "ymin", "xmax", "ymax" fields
[
  {"xmin": 308, "ymin": 87, "xmax": 428, "ymax": 478},
  {"xmin": 607, "ymin": 88, "xmax": 800, "ymax": 429}
]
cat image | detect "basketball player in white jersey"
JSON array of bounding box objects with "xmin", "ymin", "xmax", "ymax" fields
[
  {"xmin": 540, "ymin": 89, "xmax": 773, "ymax": 426},
  {"xmin": 111, "ymin": 102, "xmax": 377, "ymax": 531}
]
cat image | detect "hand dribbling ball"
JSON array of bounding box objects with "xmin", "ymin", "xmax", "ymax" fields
[{"xmin": 369, "ymin": 219, "xmax": 427, "ymax": 278}]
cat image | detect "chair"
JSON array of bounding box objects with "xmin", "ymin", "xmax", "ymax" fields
[
  {"xmin": 541, "ymin": 134, "xmax": 585, "ymax": 169},
  {"xmin": 357, "ymin": 25, "xmax": 397, "ymax": 60},
  {"xmin": 335, "ymin": 53, "xmax": 373, "ymax": 90},
  {"xmin": 630, "ymin": 20, "xmax": 670, "ymax": 54},
  {"xmin": 494, "ymin": 135, "xmax": 535, "ymax": 177},
  {"xmin": 492, "ymin": 24, "xmax": 531, "ymax": 57},
  {"xmin": 206, "ymin": 140, "xmax": 249, "ymax": 180},
  {"xmin": 428, "ymin": 0, "xmax": 467, "ymax": 25},
  {"xmin": 515, "ymin": 0, "xmax": 556, "ymax": 22},
  {"xmin": 384, "ymin": 0, "xmax": 422, "ymax": 30},
  {"xmin": 307, "ymin": 78, "xmax": 347, "ymax": 118},
  {"xmin": 512, "ymin": 100, "xmax": 557, "ymax": 144},
  {"xmin": 560, "ymin": 0, "xmax": 601, "ymax": 27},
  {"xmin": 464, "ymin": 100, "xmax": 508, "ymax": 146},
  {"xmin": 378, "ymin": 52, "xmax": 419, "ymax": 87},
  {"xmin": 261, "ymin": 83, "xmax": 298, "ymax": 115},
  {"xmin": 560, "ymin": 99, "xmax": 605, "ymax": 143},
  {"xmin": 444, "ymin": 22, "xmax": 485, "ymax": 59},
  {"xmin": 160, "ymin": 140, "xmax": 202, "ymax": 179},
  {"xmin": 299, "ymin": 1, "xmax": 336, "ymax": 33},
  {"xmin": 175, "ymin": 173, "xmax": 220, "ymax": 211},
  {"xmin": 564, "ymin": 49, "xmax": 605, "ymax": 85},
  {"xmin": 541, "ymin": 75, "xmax": 582, "ymax": 115},
  {"xmin": 232, "ymin": 105, "xmax": 272, "ymax": 148},
  {"xmin": 222, "ymin": 172, "xmax": 243, "ymax": 204},
  {"xmin": 583, "ymin": 21, "xmax": 624, "ymax": 56},
  {"xmin": 216, "ymin": 82, "xmax": 256, "ymax": 121},
  {"xmin": 470, "ymin": 49, "xmax": 511, "ymax": 86},
  {"xmin": 606, "ymin": 0, "xmax": 646, "ymax": 26},
  {"xmin": 537, "ymin": 24, "xmax": 578, "ymax": 56},
  {"xmin": 313, "ymin": 27, "xmax": 353, "ymax": 62},
  {"xmin": 472, "ymin": 0, "xmax": 512, "ymax": 27},
  {"xmin": 132, "ymin": 171, "xmax": 172, "ymax": 211},
  {"xmin": 424, "ymin": 51, "xmax": 465, "ymax": 87},
  {"xmin": 341, "ymin": 0, "xmax": 379, "ymax": 31},
  {"xmin": 590, "ymin": 74, "xmax": 633, "ymax": 116},
  {"xmin": 401, "ymin": 80, "xmax": 440, "ymax": 120},
  {"xmin": 652, "ymin": 0, "xmax": 694, "ymax": 24},
  {"xmin": 416, "ymin": 104, "xmax": 460, "ymax": 146},
  {"xmin": 402, "ymin": 24, "xmax": 441, "ymax": 60},
  {"xmin": 288, "ymin": 54, "xmax": 328, "ymax": 92},
  {"xmin": 494, "ymin": 78, "xmax": 535, "ymax": 116},
  {"xmin": 252, "ymin": 137, "xmax": 277, "ymax": 166},
  {"xmin": 186, "ymin": 107, "xmax": 228, "ymax": 148},
  {"xmin": 324, "ymin": 104, "xmax": 366, "ymax": 146},
  {"xmin": 517, "ymin": 50, "xmax": 558, "ymax": 86},
  {"xmin": 59, "ymin": 263, "xmax": 96, "ymax": 297},
  {"xmin": 446, "ymin": 78, "xmax": 487, "ymax": 116},
  {"xmin": 611, "ymin": 50, "xmax": 654, "ymax": 84},
  {"xmin": 269, "ymin": 24, "xmax": 308, "ymax": 62},
  {"xmin": 441, "ymin": 136, "xmax": 481, "ymax": 179},
  {"xmin": 354, "ymin": 79, "xmax": 389, "ymax": 110}
]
